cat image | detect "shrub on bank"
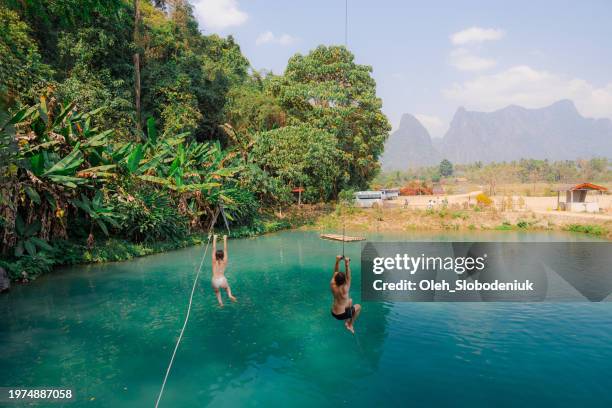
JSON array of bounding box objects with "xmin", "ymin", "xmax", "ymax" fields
[
  {"xmin": 566, "ymin": 224, "xmax": 606, "ymax": 236},
  {"xmin": 476, "ymin": 193, "xmax": 493, "ymax": 207}
]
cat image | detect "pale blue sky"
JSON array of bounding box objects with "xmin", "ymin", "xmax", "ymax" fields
[{"xmin": 191, "ymin": 0, "xmax": 612, "ymax": 137}]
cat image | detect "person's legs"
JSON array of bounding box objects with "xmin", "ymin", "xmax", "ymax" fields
[
  {"xmin": 346, "ymin": 303, "xmax": 361, "ymax": 334},
  {"xmin": 214, "ymin": 287, "xmax": 223, "ymax": 307},
  {"xmin": 224, "ymin": 284, "xmax": 237, "ymax": 302}
]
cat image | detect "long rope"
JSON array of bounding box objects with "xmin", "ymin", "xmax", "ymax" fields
[
  {"xmin": 344, "ymin": 0, "xmax": 348, "ymax": 47},
  {"xmin": 154, "ymin": 207, "xmax": 221, "ymax": 408},
  {"xmin": 342, "ymin": 215, "xmax": 346, "ymax": 258},
  {"xmin": 219, "ymin": 204, "xmax": 231, "ymax": 236}
]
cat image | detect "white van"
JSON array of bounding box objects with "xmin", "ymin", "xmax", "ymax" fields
[{"xmin": 354, "ymin": 191, "xmax": 384, "ymax": 208}]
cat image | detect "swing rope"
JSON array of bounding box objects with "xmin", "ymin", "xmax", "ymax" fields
[
  {"xmin": 342, "ymin": 213, "xmax": 346, "ymax": 258},
  {"xmin": 219, "ymin": 203, "xmax": 231, "ymax": 236},
  {"xmin": 154, "ymin": 206, "xmax": 225, "ymax": 408}
]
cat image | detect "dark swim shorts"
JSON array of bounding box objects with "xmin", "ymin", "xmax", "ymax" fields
[{"xmin": 331, "ymin": 306, "xmax": 355, "ymax": 320}]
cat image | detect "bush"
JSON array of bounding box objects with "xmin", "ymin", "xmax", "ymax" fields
[
  {"xmin": 451, "ymin": 211, "xmax": 467, "ymax": 220},
  {"xmin": 115, "ymin": 190, "xmax": 187, "ymax": 243},
  {"xmin": 495, "ymin": 222, "xmax": 513, "ymax": 231},
  {"xmin": 400, "ymin": 180, "xmax": 432, "ymax": 196},
  {"xmin": 0, "ymin": 255, "xmax": 54, "ymax": 280},
  {"xmin": 476, "ymin": 193, "xmax": 493, "ymax": 206},
  {"xmin": 566, "ymin": 224, "xmax": 605, "ymax": 235},
  {"xmin": 338, "ymin": 189, "xmax": 355, "ymax": 205}
]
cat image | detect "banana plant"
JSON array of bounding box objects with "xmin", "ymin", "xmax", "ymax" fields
[
  {"xmin": 14, "ymin": 216, "xmax": 53, "ymax": 257},
  {"xmin": 14, "ymin": 97, "xmax": 117, "ymax": 189},
  {"xmin": 72, "ymin": 191, "xmax": 121, "ymax": 237}
]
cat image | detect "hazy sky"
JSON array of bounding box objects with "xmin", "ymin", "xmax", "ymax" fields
[{"xmin": 190, "ymin": 0, "xmax": 612, "ymax": 137}]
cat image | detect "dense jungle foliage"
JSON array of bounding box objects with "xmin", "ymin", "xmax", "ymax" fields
[{"xmin": 0, "ymin": 0, "xmax": 390, "ymax": 279}]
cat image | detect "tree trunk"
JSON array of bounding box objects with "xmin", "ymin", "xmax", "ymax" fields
[{"xmin": 133, "ymin": 0, "xmax": 141, "ymax": 132}]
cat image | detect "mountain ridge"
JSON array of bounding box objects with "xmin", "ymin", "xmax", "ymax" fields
[{"xmin": 381, "ymin": 100, "xmax": 612, "ymax": 170}]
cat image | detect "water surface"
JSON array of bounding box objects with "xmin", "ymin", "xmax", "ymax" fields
[{"xmin": 1, "ymin": 230, "xmax": 611, "ymax": 407}]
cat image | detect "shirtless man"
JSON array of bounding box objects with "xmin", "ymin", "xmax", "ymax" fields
[
  {"xmin": 330, "ymin": 255, "xmax": 361, "ymax": 333},
  {"xmin": 211, "ymin": 234, "xmax": 237, "ymax": 307}
]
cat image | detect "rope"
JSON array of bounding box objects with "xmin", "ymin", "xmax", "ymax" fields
[
  {"xmin": 219, "ymin": 204, "xmax": 231, "ymax": 236},
  {"xmin": 154, "ymin": 207, "xmax": 221, "ymax": 408},
  {"xmin": 344, "ymin": 0, "xmax": 348, "ymax": 47},
  {"xmin": 342, "ymin": 216, "xmax": 345, "ymax": 258}
]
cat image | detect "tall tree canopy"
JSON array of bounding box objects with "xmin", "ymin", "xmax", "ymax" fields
[
  {"xmin": 250, "ymin": 125, "xmax": 341, "ymax": 203},
  {"xmin": 274, "ymin": 45, "xmax": 391, "ymax": 190},
  {"xmin": 0, "ymin": 0, "xmax": 392, "ymax": 279}
]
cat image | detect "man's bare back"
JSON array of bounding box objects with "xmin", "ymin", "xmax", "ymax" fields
[{"xmin": 330, "ymin": 255, "xmax": 361, "ymax": 333}]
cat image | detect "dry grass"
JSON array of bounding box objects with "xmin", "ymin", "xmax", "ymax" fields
[{"xmin": 309, "ymin": 206, "xmax": 612, "ymax": 239}]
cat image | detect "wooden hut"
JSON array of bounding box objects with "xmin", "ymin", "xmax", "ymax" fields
[{"xmin": 556, "ymin": 183, "xmax": 608, "ymax": 213}]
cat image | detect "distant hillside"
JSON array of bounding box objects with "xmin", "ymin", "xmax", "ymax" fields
[
  {"xmin": 381, "ymin": 100, "xmax": 612, "ymax": 170},
  {"xmin": 380, "ymin": 113, "xmax": 439, "ymax": 171}
]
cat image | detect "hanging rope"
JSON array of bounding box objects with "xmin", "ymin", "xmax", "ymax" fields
[
  {"xmin": 344, "ymin": 0, "xmax": 348, "ymax": 47},
  {"xmin": 342, "ymin": 211, "xmax": 346, "ymax": 258},
  {"xmin": 219, "ymin": 204, "xmax": 231, "ymax": 236},
  {"xmin": 154, "ymin": 207, "xmax": 222, "ymax": 408}
]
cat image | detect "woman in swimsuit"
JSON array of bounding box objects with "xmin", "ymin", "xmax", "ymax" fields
[{"xmin": 211, "ymin": 234, "xmax": 237, "ymax": 307}]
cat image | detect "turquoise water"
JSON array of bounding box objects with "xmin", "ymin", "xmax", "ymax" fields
[{"xmin": 1, "ymin": 230, "xmax": 612, "ymax": 407}]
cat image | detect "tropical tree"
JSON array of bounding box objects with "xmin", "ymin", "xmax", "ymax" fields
[
  {"xmin": 72, "ymin": 191, "xmax": 121, "ymax": 246},
  {"xmin": 273, "ymin": 45, "xmax": 391, "ymax": 191},
  {"xmin": 439, "ymin": 159, "xmax": 453, "ymax": 177},
  {"xmin": 250, "ymin": 125, "xmax": 342, "ymax": 203},
  {"xmin": 0, "ymin": 6, "xmax": 51, "ymax": 104},
  {"xmin": 0, "ymin": 95, "xmax": 121, "ymax": 251}
]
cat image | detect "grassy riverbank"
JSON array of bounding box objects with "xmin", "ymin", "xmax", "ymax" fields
[
  {"xmin": 1, "ymin": 206, "xmax": 328, "ymax": 282},
  {"xmin": 312, "ymin": 206, "xmax": 612, "ymax": 239},
  {"xmin": 4, "ymin": 202, "xmax": 608, "ymax": 283}
]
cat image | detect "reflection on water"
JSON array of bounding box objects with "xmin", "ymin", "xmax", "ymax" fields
[{"xmin": 1, "ymin": 230, "xmax": 611, "ymax": 407}]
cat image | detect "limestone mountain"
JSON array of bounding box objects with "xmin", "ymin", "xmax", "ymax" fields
[
  {"xmin": 381, "ymin": 101, "xmax": 612, "ymax": 170},
  {"xmin": 380, "ymin": 113, "xmax": 439, "ymax": 171},
  {"xmin": 440, "ymin": 100, "xmax": 612, "ymax": 164}
]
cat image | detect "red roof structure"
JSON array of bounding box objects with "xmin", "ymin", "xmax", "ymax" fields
[
  {"xmin": 557, "ymin": 183, "xmax": 608, "ymax": 192},
  {"xmin": 569, "ymin": 182, "xmax": 607, "ymax": 191}
]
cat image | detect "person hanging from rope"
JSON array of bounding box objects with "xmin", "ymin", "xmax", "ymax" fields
[
  {"xmin": 211, "ymin": 234, "xmax": 237, "ymax": 307},
  {"xmin": 330, "ymin": 255, "xmax": 361, "ymax": 333}
]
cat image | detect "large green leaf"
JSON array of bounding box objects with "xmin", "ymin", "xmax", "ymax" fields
[
  {"xmin": 24, "ymin": 220, "xmax": 41, "ymax": 237},
  {"xmin": 53, "ymin": 102, "xmax": 76, "ymax": 126},
  {"xmin": 43, "ymin": 144, "xmax": 84, "ymax": 177},
  {"xmin": 15, "ymin": 216, "xmax": 25, "ymax": 236},
  {"xmin": 25, "ymin": 187, "xmax": 41, "ymax": 205},
  {"xmin": 77, "ymin": 164, "xmax": 116, "ymax": 178},
  {"xmin": 30, "ymin": 237, "xmax": 53, "ymax": 252},
  {"xmin": 24, "ymin": 240, "xmax": 37, "ymax": 256},
  {"xmin": 82, "ymin": 129, "xmax": 113, "ymax": 148},
  {"xmin": 46, "ymin": 175, "xmax": 84, "ymax": 188},
  {"xmin": 8, "ymin": 106, "xmax": 37, "ymax": 125},
  {"xmin": 126, "ymin": 144, "xmax": 144, "ymax": 174},
  {"xmin": 146, "ymin": 117, "xmax": 157, "ymax": 145},
  {"xmin": 29, "ymin": 153, "xmax": 45, "ymax": 176},
  {"xmin": 96, "ymin": 219, "xmax": 109, "ymax": 236}
]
